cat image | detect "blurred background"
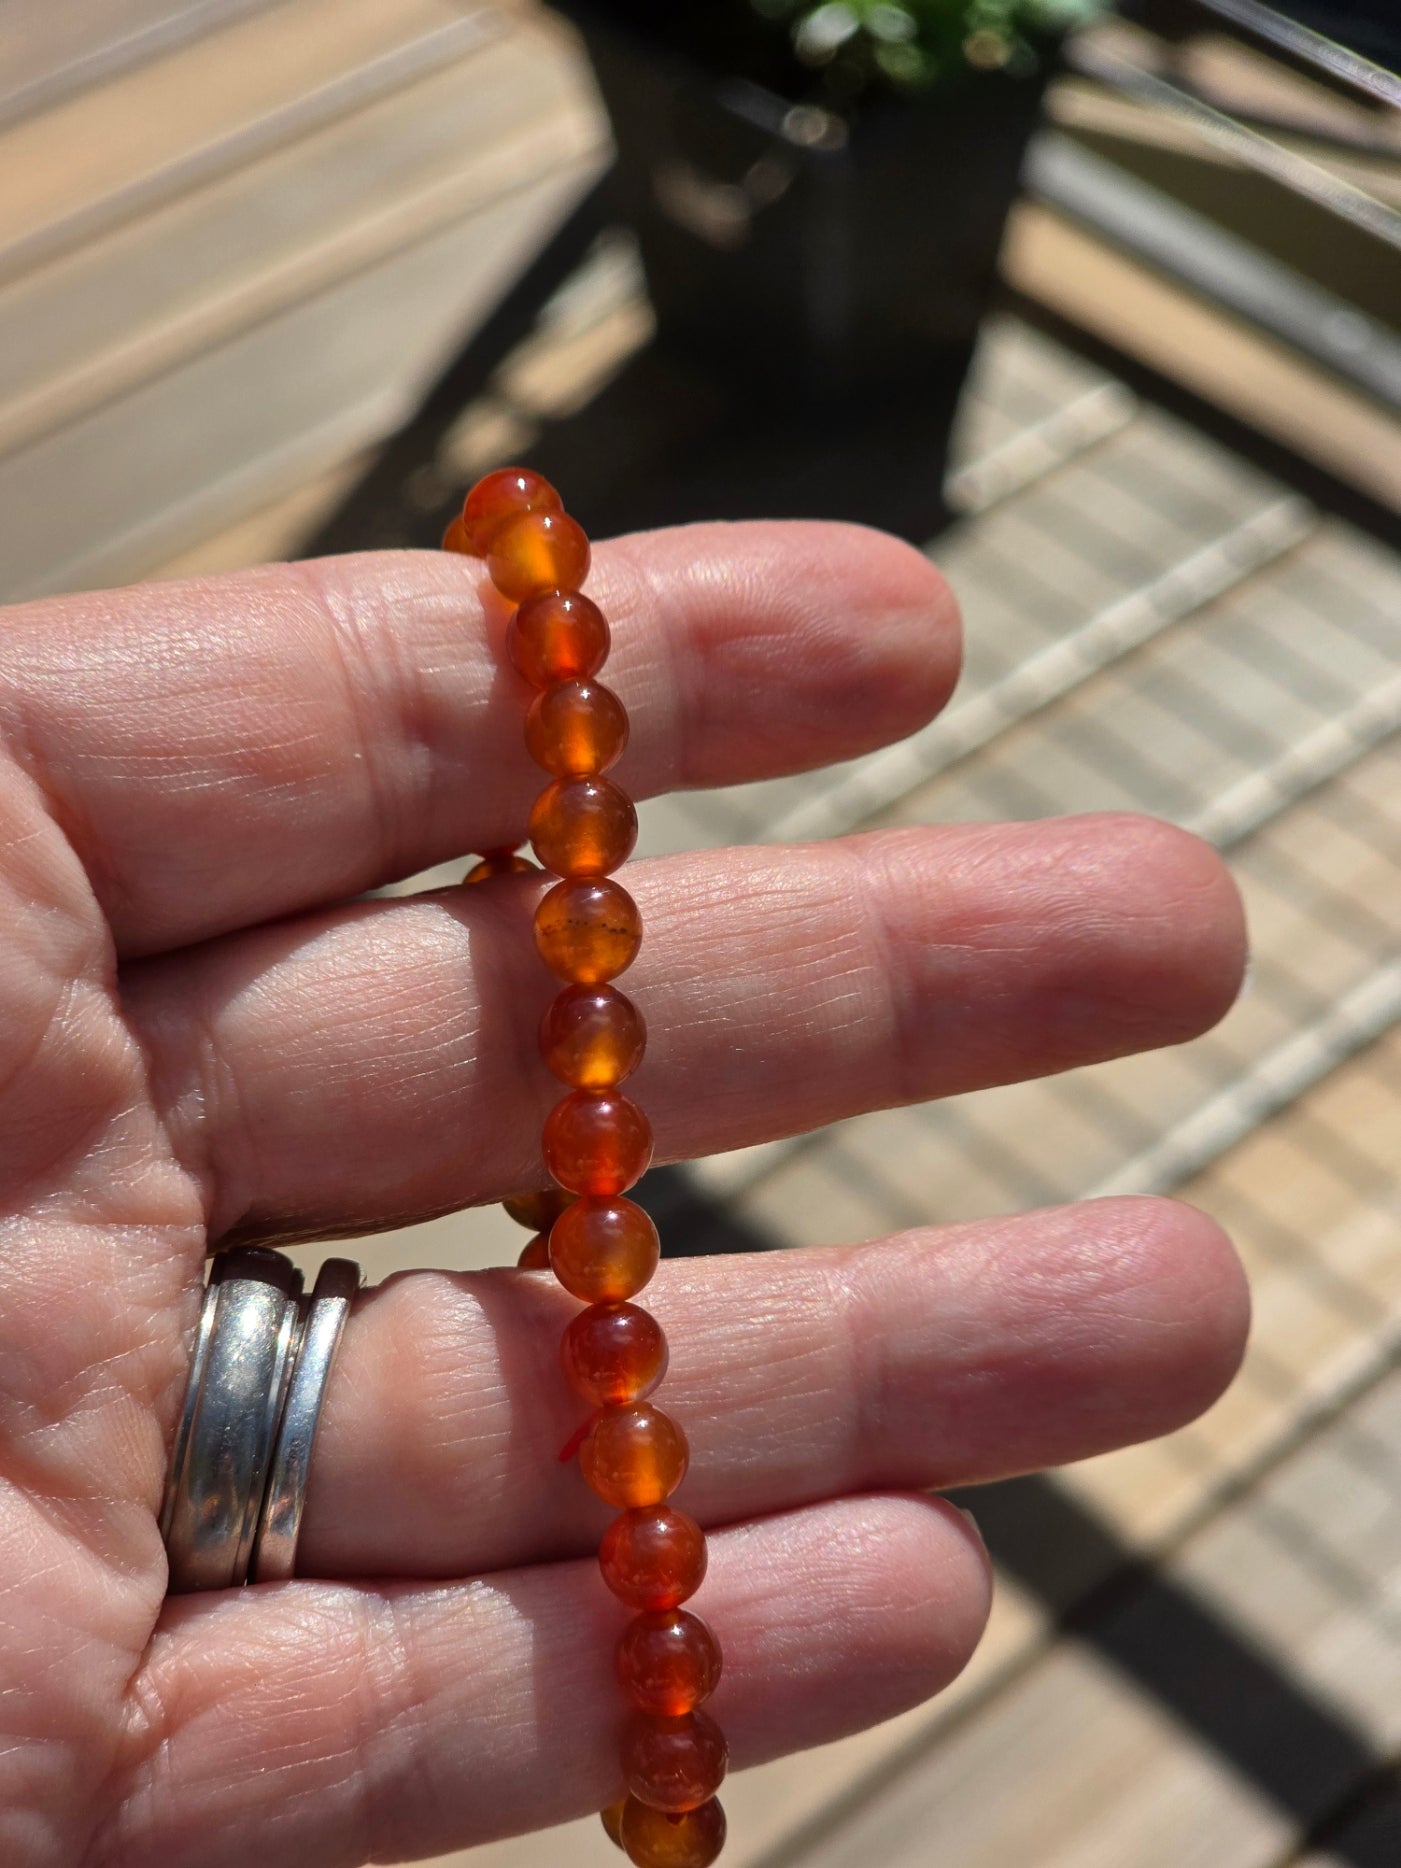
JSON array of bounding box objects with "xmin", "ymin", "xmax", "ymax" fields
[{"xmin": 3, "ymin": 1, "xmax": 1398, "ymax": 1863}]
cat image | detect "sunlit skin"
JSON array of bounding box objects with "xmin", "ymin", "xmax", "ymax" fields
[{"xmin": 0, "ymin": 510, "xmax": 1247, "ymax": 1865}]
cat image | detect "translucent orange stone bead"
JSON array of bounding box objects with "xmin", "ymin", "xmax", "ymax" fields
[
  {"xmin": 461, "ymin": 467, "xmax": 561, "ymax": 557},
  {"xmin": 543, "ymin": 1090, "xmax": 653, "ymax": 1196},
  {"xmin": 540, "ymin": 984, "xmax": 646, "ymax": 1089},
  {"xmin": 616, "ymin": 1611, "xmax": 722, "ymax": 1718},
  {"xmin": 600, "ymin": 1506, "xmax": 707, "ymax": 1611},
  {"xmin": 620, "ymin": 1797, "xmax": 726, "ymax": 1868},
  {"xmin": 581, "ymin": 1403, "xmax": 688, "ymax": 1508},
  {"xmin": 502, "ymin": 1186, "xmax": 575, "ymax": 1232},
  {"xmin": 441, "ymin": 514, "xmax": 472, "ymax": 553},
  {"xmin": 534, "ymin": 878, "xmax": 642, "ymax": 984},
  {"xmin": 601, "ymin": 1800, "xmax": 628, "ymax": 1850},
  {"xmin": 530, "ymin": 776, "xmax": 637, "ymax": 877},
  {"xmin": 508, "ymin": 591, "xmax": 610, "ymax": 688},
  {"xmin": 623, "ymin": 1711, "xmax": 727, "ymax": 1813},
  {"xmin": 549, "ymin": 1197, "xmax": 660, "ymax": 1301},
  {"xmin": 562, "ymin": 1303, "xmax": 668, "ymax": 1406},
  {"xmin": 487, "ymin": 510, "xmax": 590, "ymax": 603},
  {"xmin": 464, "ymin": 848, "xmax": 536, "ymax": 884},
  {"xmin": 525, "ymin": 679, "xmax": 629, "ymax": 778},
  {"xmin": 517, "ymin": 1232, "xmax": 551, "ymax": 1269}
]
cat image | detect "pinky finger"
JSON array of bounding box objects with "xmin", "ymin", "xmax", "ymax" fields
[{"xmin": 100, "ymin": 1494, "xmax": 988, "ymax": 1868}]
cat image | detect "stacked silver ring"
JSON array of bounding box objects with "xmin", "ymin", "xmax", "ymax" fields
[{"xmin": 161, "ymin": 1247, "xmax": 361, "ymax": 1592}]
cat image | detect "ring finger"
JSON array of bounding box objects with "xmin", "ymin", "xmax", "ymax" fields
[{"xmin": 297, "ymin": 1195, "xmax": 1248, "ymax": 1577}]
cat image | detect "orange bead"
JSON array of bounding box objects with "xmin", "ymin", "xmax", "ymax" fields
[
  {"xmin": 509, "ymin": 591, "xmax": 611, "ymax": 688},
  {"xmin": 441, "ymin": 514, "xmax": 472, "ymax": 553},
  {"xmin": 581, "ymin": 1403, "xmax": 688, "ymax": 1508},
  {"xmin": 525, "ymin": 679, "xmax": 629, "ymax": 777},
  {"xmin": 623, "ymin": 1711, "xmax": 727, "ymax": 1814},
  {"xmin": 461, "ymin": 467, "xmax": 561, "ymax": 557},
  {"xmin": 549, "ymin": 1197, "xmax": 659, "ymax": 1301},
  {"xmin": 616, "ymin": 1611, "xmax": 722, "ymax": 1717},
  {"xmin": 543, "ymin": 1090, "xmax": 652, "ymax": 1196},
  {"xmin": 530, "ymin": 776, "xmax": 637, "ymax": 877},
  {"xmin": 464, "ymin": 848, "xmax": 536, "ymax": 884},
  {"xmin": 502, "ymin": 1186, "xmax": 576, "ymax": 1232},
  {"xmin": 534, "ymin": 877, "xmax": 642, "ymax": 984},
  {"xmin": 601, "ymin": 1799, "xmax": 628, "ymax": 1850},
  {"xmin": 562, "ymin": 1303, "xmax": 668, "ymax": 1406},
  {"xmin": 600, "ymin": 1505, "xmax": 708, "ymax": 1611},
  {"xmin": 540, "ymin": 984, "xmax": 646, "ymax": 1089},
  {"xmin": 517, "ymin": 1232, "xmax": 551, "ymax": 1269},
  {"xmin": 619, "ymin": 1797, "xmax": 726, "ymax": 1868},
  {"xmin": 487, "ymin": 510, "xmax": 590, "ymax": 603}
]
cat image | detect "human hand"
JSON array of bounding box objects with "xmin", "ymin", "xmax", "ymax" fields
[{"xmin": 0, "ymin": 522, "xmax": 1248, "ymax": 1866}]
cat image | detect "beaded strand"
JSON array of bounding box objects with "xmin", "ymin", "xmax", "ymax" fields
[{"xmin": 448, "ymin": 469, "xmax": 728, "ymax": 1868}]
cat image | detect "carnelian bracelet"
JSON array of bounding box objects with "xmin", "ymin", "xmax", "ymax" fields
[{"xmin": 445, "ymin": 470, "xmax": 728, "ymax": 1868}]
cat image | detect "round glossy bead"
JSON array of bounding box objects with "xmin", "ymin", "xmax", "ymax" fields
[
  {"xmin": 487, "ymin": 509, "xmax": 590, "ymax": 603},
  {"xmin": 549, "ymin": 1197, "xmax": 659, "ymax": 1301},
  {"xmin": 543, "ymin": 1090, "xmax": 652, "ymax": 1196},
  {"xmin": 502, "ymin": 1186, "xmax": 575, "ymax": 1232},
  {"xmin": 540, "ymin": 984, "xmax": 646, "ymax": 1089},
  {"xmin": 516, "ymin": 1232, "xmax": 551, "ymax": 1269},
  {"xmin": 525, "ymin": 678, "xmax": 628, "ymax": 778},
  {"xmin": 461, "ymin": 467, "xmax": 561, "ymax": 556},
  {"xmin": 601, "ymin": 1799, "xmax": 628, "ymax": 1850},
  {"xmin": 561, "ymin": 1303, "xmax": 668, "ymax": 1406},
  {"xmin": 623, "ymin": 1711, "xmax": 727, "ymax": 1814},
  {"xmin": 616, "ymin": 1611, "xmax": 722, "ymax": 1717},
  {"xmin": 581, "ymin": 1403, "xmax": 688, "ymax": 1508},
  {"xmin": 530, "ymin": 776, "xmax": 637, "ymax": 877},
  {"xmin": 527, "ymin": 678, "xmax": 628, "ymax": 780},
  {"xmin": 619, "ymin": 1797, "xmax": 726, "ymax": 1868},
  {"xmin": 534, "ymin": 877, "xmax": 642, "ymax": 984},
  {"xmin": 508, "ymin": 591, "xmax": 610, "ymax": 688},
  {"xmin": 464, "ymin": 848, "xmax": 536, "ymax": 884},
  {"xmin": 441, "ymin": 514, "xmax": 472, "ymax": 553},
  {"xmin": 600, "ymin": 1506, "xmax": 707, "ymax": 1611}
]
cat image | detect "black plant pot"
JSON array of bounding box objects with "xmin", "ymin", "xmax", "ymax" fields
[{"xmin": 554, "ymin": 4, "xmax": 1052, "ymax": 419}]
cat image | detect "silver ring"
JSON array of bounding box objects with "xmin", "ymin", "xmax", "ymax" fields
[
  {"xmin": 163, "ymin": 1248, "xmax": 303, "ymax": 1594},
  {"xmin": 158, "ymin": 1251, "xmax": 233, "ymax": 1548},
  {"xmin": 250, "ymin": 1257, "xmax": 361, "ymax": 1583}
]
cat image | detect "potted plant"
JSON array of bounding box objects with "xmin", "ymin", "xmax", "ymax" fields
[{"xmin": 549, "ymin": 0, "xmax": 1103, "ymax": 414}]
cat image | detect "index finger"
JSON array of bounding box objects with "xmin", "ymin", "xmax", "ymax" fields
[{"xmin": 0, "ymin": 522, "xmax": 958, "ymax": 956}]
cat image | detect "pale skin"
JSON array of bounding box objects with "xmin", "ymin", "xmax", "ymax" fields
[{"xmin": 0, "ymin": 520, "xmax": 1250, "ymax": 1867}]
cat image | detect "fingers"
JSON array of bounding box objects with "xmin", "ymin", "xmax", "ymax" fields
[
  {"xmin": 298, "ymin": 1197, "xmax": 1246, "ymax": 1578},
  {"xmin": 0, "ymin": 524, "xmax": 956, "ymax": 956},
  {"xmin": 125, "ymin": 815, "xmax": 1246, "ymax": 1242},
  {"xmin": 101, "ymin": 1495, "xmax": 989, "ymax": 1868}
]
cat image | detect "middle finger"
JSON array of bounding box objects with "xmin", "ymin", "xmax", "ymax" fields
[{"xmin": 125, "ymin": 815, "xmax": 1244, "ymax": 1241}]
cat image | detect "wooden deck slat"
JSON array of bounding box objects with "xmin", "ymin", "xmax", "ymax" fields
[
  {"xmin": 0, "ymin": 0, "xmax": 498, "ymax": 273},
  {"xmin": 0, "ymin": 32, "xmax": 598, "ymax": 458}
]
